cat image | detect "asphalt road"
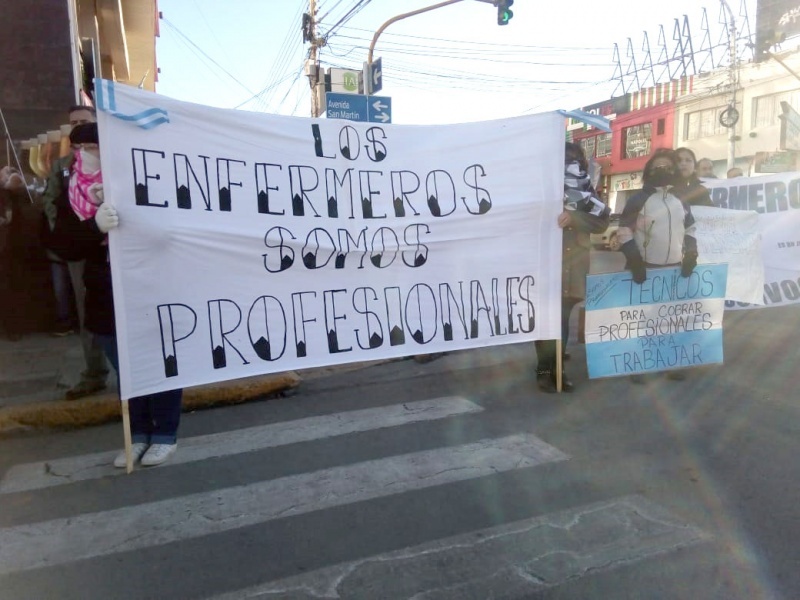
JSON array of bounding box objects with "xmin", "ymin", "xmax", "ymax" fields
[{"xmin": 0, "ymin": 249, "xmax": 798, "ymax": 599}]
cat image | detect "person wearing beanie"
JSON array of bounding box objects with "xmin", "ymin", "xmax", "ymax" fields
[
  {"xmin": 45, "ymin": 123, "xmax": 184, "ymax": 468},
  {"xmin": 40, "ymin": 106, "xmax": 110, "ymax": 399}
]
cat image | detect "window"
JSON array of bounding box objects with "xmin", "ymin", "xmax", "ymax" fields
[
  {"xmin": 657, "ymin": 118, "xmax": 665, "ymax": 135},
  {"xmin": 752, "ymin": 90, "xmax": 800, "ymax": 128},
  {"xmin": 596, "ymin": 133, "xmax": 612, "ymax": 157},
  {"xmin": 579, "ymin": 137, "xmax": 595, "ymax": 159},
  {"xmin": 684, "ymin": 107, "xmax": 726, "ymax": 140},
  {"xmin": 622, "ymin": 124, "xmax": 651, "ymax": 159}
]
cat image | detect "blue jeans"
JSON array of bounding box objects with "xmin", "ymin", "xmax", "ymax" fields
[{"xmin": 97, "ymin": 334, "xmax": 183, "ymax": 445}]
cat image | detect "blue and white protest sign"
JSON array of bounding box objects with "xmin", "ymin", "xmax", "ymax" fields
[{"xmin": 584, "ymin": 264, "xmax": 728, "ymax": 378}]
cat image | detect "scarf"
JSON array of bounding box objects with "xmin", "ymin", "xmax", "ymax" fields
[
  {"xmin": 68, "ymin": 150, "xmax": 103, "ymax": 221},
  {"xmin": 563, "ymin": 161, "xmax": 608, "ymax": 217}
]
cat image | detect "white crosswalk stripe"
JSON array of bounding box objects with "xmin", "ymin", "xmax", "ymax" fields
[
  {"xmin": 0, "ymin": 397, "xmax": 483, "ymax": 494},
  {"xmin": 207, "ymin": 495, "xmax": 708, "ymax": 600},
  {"xmin": 0, "ymin": 392, "xmax": 711, "ymax": 598},
  {"xmin": 0, "ymin": 433, "xmax": 567, "ymax": 575}
]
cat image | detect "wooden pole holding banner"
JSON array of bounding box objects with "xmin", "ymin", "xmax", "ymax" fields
[
  {"xmin": 555, "ymin": 339, "xmax": 562, "ymax": 393},
  {"xmin": 121, "ymin": 400, "xmax": 133, "ymax": 473}
]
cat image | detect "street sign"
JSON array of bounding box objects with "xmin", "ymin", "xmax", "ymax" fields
[
  {"xmin": 326, "ymin": 92, "xmax": 391, "ymax": 124},
  {"xmin": 326, "ymin": 92, "xmax": 368, "ymax": 121},
  {"xmin": 364, "ymin": 57, "xmax": 383, "ymax": 94},
  {"xmin": 328, "ymin": 68, "xmax": 362, "ymax": 94},
  {"xmin": 368, "ymin": 96, "xmax": 391, "ymax": 123}
]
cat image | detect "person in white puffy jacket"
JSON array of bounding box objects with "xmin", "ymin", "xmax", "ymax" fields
[{"xmin": 617, "ymin": 148, "xmax": 698, "ymax": 284}]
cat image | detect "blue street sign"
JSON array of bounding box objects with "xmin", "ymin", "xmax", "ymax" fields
[
  {"xmin": 326, "ymin": 92, "xmax": 368, "ymax": 121},
  {"xmin": 326, "ymin": 92, "xmax": 391, "ymax": 124},
  {"xmin": 370, "ymin": 57, "xmax": 383, "ymax": 94},
  {"xmin": 367, "ymin": 95, "xmax": 391, "ymax": 124}
]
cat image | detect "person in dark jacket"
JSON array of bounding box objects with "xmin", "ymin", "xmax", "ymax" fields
[
  {"xmin": 618, "ymin": 148, "xmax": 699, "ymax": 382},
  {"xmin": 674, "ymin": 147, "xmax": 713, "ymax": 207},
  {"xmin": 535, "ymin": 142, "xmax": 610, "ymax": 393},
  {"xmin": 51, "ymin": 123, "xmax": 183, "ymax": 468}
]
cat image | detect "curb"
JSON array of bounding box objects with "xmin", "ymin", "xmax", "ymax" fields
[{"xmin": 0, "ymin": 372, "xmax": 301, "ymax": 434}]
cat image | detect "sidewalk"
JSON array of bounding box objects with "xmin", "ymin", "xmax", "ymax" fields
[{"xmin": 0, "ymin": 331, "xmax": 303, "ymax": 434}]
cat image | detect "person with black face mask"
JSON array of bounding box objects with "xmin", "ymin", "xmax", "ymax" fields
[{"xmin": 616, "ymin": 148, "xmax": 699, "ymax": 382}]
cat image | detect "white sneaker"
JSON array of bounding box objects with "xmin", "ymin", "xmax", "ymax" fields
[
  {"xmin": 140, "ymin": 443, "xmax": 177, "ymax": 467},
  {"xmin": 113, "ymin": 442, "xmax": 149, "ymax": 468}
]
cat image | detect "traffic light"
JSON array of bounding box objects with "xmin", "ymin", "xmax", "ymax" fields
[{"xmin": 497, "ymin": 0, "xmax": 513, "ymax": 26}]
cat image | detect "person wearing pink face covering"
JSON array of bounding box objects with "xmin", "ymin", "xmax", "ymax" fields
[{"xmin": 48, "ymin": 123, "xmax": 183, "ymax": 468}]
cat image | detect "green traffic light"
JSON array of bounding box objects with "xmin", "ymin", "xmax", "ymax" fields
[{"xmin": 501, "ymin": 9, "xmax": 513, "ymax": 23}]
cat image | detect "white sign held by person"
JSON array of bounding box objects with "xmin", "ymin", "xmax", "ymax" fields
[
  {"xmin": 691, "ymin": 206, "xmax": 763, "ymax": 305},
  {"xmin": 95, "ymin": 81, "xmax": 564, "ymax": 399},
  {"xmin": 584, "ymin": 265, "xmax": 728, "ymax": 378},
  {"xmin": 703, "ymin": 174, "xmax": 800, "ymax": 308}
]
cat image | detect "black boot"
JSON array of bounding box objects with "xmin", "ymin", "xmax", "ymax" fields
[{"xmin": 536, "ymin": 369, "xmax": 557, "ymax": 393}]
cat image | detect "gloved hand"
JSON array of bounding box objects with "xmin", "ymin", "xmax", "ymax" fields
[
  {"xmin": 621, "ymin": 240, "xmax": 646, "ymax": 284},
  {"xmin": 681, "ymin": 251, "xmax": 698, "ymax": 278},
  {"xmin": 95, "ymin": 202, "xmax": 119, "ymax": 233}
]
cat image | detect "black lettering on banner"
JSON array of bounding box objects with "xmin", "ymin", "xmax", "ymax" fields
[
  {"xmin": 324, "ymin": 167, "xmax": 354, "ymax": 218},
  {"xmin": 789, "ymin": 178, "xmax": 800, "ymax": 209},
  {"xmin": 384, "ymin": 286, "xmax": 406, "ymax": 346},
  {"xmin": 352, "ymin": 287, "xmax": 384, "ymax": 350},
  {"xmin": 262, "ymin": 226, "xmax": 295, "ymax": 273},
  {"xmin": 370, "ymin": 227, "xmax": 399, "ymax": 268},
  {"xmin": 132, "ymin": 148, "xmax": 168, "ymax": 207},
  {"xmin": 217, "ymin": 158, "xmax": 246, "ymax": 212},
  {"xmin": 402, "ymin": 223, "xmax": 430, "ymax": 267},
  {"xmin": 491, "ymin": 277, "xmax": 507, "ymax": 336},
  {"xmin": 517, "ymin": 275, "xmax": 536, "ymax": 333},
  {"xmin": 254, "ymin": 163, "xmax": 285, "ymax": 215},
  {"xmin": 323, "ymin": 289, "xmax": 353, "ymax": 353},
  {"xmin": 336, "ymin": 227, "xmax": 368, "ymax": 269},
  {"xmin": 405, "ymin": 283, "xmax": 437, "ymax": 344},
  {"xmin": 358, "ymin": 170, "xmax": 386, "ymax": 219},
  {"xmin": 505, "ymin": 276, "xmax": 520, "ymax": 334},
  {"xmin": 208, "ymin": 299, "xmax": 251, "ymax": 369},
  {"xmin": 364, "ymin": 127, "xmax": 387, "ymax": 162},
  {"xmin": 339, "ymin": 126, "xmax": 360, "ymax": 161},
  {"xmin": 288, "ymin": 164, "xmax": 321, "ymax": 217},
  {"xmin": 302, "ymin": 227, "xmax": 337, "ymax": 269},
  {"xmin": 173, "ymin": 154, "xmax": 211, "ymax": 210},
  {"xmin": 426, "ymin": 170, "xmax": 457, "ymax": 217},
  {"xmin": 311, "ymin": 124, "xmax": 336, "ymax": 159},
  {"xmin": 764, "ymin": 181, "xmax": 789, "ymax": 213},
  {"xmin": 469, "ymin": 279, "xmax": 494, "ymax": 339},
  {"xmin": 247, "ymin": 295, "xmax": 287, "ymax": 361},
  {"xmin": 157, "ymin": 303, "xmax": 198, "ymax": 377},
  {"xmin": 462, "ymin": 164, "xmax": 492, "ymax": 215},
  {"xmin": 390, "ymin": 170, "xmax": 421, "ymax": 217},
  {"xmin": 291, "ymin": 291, "xmax": 317, "ymax": 357},
  {"xmin": 438, "ymin": 282, "xmax": 469, "ymax": 341}
]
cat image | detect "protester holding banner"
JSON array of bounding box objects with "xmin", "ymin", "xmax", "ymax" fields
[
  {"xmin": 535, "ymin": 142, "xmax": 610, "ymax": 393},
  {"xmin": 673, "ymin": 147, "xmax": 713, "ymax": 207},
  {"xmin": 618, "ymin": 148, "xmax": 699, "ymax": 382},
  {"xmin": 50, "ymin": 123, "xmax": 184, "ymax": 467}
]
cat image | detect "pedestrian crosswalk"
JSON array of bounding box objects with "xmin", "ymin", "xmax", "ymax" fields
[{"xmin": 0, "ymin": 394, "xmax": 709, "ymax": 599}]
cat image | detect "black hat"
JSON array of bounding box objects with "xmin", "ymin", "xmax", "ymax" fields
[{"xmin": 69, "ymin": 122, "xmax": 98, "ymax": 145}]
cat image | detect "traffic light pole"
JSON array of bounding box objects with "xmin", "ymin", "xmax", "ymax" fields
[{"xmin": 365, "ymin": 0, "xmax": 500, "ymax": 93}]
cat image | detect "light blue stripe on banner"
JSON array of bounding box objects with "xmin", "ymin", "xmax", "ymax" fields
[
  {"xmin": 586, "ymin": 328, "xmax": 724, "ymax": 378},
  {"xmin": 558, "ymin": 109, "xmax": 612, "ymax": 132},
  {"xmin": 93, "ymin": 78, "xmax": 169, "ymax": 129},
  {"xmin": 585, "ymin": 265, "xmax": 728, "ymax": 311}
]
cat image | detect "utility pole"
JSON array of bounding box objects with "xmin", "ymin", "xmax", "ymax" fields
[
  {"xmin": 720, "ymin": 0, "xmax": 738, "ymax": 171},
  {"xmin": 304, "ymin": 0, "xmax": 324, "ymax": 117}
]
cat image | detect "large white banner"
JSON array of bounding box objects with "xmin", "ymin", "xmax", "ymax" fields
[
  {"xmin": 703, "ymin": 173, "xmax": 800, "ymax": 309},
  {"xmin": 96, "ymin": 82, "xmax": 564, "ymax": 399}
]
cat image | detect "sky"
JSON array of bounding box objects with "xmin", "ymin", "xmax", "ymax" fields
[{"xmin": 154, "ymin": 0, "xmax": 759, "ymax": 125}]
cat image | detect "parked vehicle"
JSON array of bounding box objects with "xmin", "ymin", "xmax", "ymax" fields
[{"xmin": 590, "ymin": 213, "xmax": 621, "ymax": 250}]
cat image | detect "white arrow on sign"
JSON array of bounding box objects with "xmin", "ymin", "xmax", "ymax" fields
[
  {"xmin": 373, "ymin": 112, "xmax": 390, "ymax": 123},
  {"xmin": 372, "ymin": 100, "xmax": 388, "ymax": 111},
  {"xmin": 372, "ymin": 68, "xmax": 382, "ymax": 86}
]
